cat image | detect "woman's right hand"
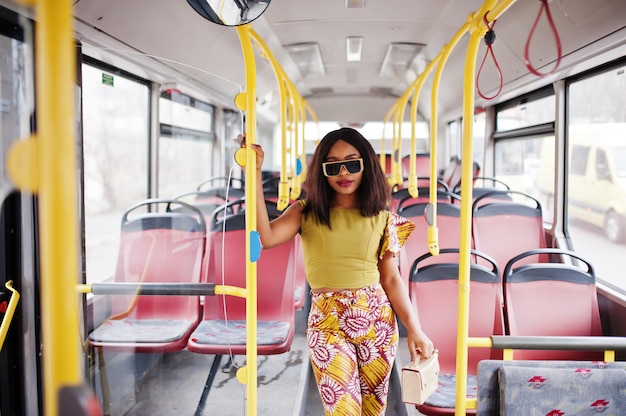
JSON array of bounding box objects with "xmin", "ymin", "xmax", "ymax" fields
[
  {"xmin": 248, "ymin": 143, "xmax": 265, "ymax": 172},
  {"xmin": 235, "ymin": 133, "xmax": 264, "ymax": 172}
]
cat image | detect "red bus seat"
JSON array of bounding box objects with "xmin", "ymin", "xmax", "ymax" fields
[
  {"xmin": 409, "ymin": 249, "xmax": 503, "ymax": 415},
  {"xmin": 401, "ymin": 153, "xmax": 431, "ymax": 181},
  {"xmin": 398, "ymin": 202, "xmax": 462, "ymax": 287},
  {"xmin": 441, "ymin": 157, "xmax": 480, "ymax": 190},
  {"xmin": 502, "ymin": 248, "xmax": 603, "ymax": 361},
  {"xmin": 187, "ymin": 202, "xmax": 296, "ymax": 355},
  {"xmin": 472, "ymin": 191, "xmax": 547, "ymax": 277},
  {"xmin": 454, "ymin": 178, "xmax": 512, "ymax": 207},
  {"xmin": 88, "ymin": 199, "xmax": 206, "ymax": 353},
  {"xmin": 191, "ymin": 177, "xmax": 246, "ymax": 214},
  {"xmin": 390, "ymin": 181, "xmax": 454, "ymax": 213}
]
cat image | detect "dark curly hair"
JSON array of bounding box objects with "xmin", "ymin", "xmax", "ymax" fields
[{"xmin": 303, "ymin": 127, "xmax": 390, "ymax": 227}]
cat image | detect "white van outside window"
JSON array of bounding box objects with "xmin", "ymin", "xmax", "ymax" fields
[{"xmin": 567, "ymin": 123, "xmax": 626, "ymax": 243}]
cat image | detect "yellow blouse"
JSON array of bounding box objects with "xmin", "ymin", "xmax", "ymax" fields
[{"xmin": 298, "ymin": 202, "xmax": 414, "ymax": 290}]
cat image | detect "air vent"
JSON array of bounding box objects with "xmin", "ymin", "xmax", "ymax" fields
[
  {"xmin": 310, "ymin": 87, "xmax": 334, "ymax": 95},
  {"xmin": 370, "ymin": 87, "xmax": 394, "ymax": 97}
]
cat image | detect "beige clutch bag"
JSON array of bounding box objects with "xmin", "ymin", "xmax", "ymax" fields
[{"xmin": 401, "ymin": 350, "xmax": 440, "ymax": 405}]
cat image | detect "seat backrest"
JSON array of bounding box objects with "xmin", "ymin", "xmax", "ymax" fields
[
  {"xmin": 502, "ymin": 248, "xmax": 603, "ymax": 361},
  {"xmin": 110, "ymin": 200, "xmax": 206, "ymax": 321},
  {"xmin": 196, "ymin": 176, "xmax": 244, "ymax": 193},
  {"xmin": 477, "ymin": 359, "xmax": 626, "ymax": 415},
  {"xmin": 472, "ymin": 191, "xmax": 547, "ymax": 277},
  {"xmin": 191, "ymin": 202, "xmax": 296, "ymax": 354},
  {"xmin": 440, "ymin": 156, "xmax": 461, "ymax": 189},
  {"xmin": 401, "ymin": 153, "xmax": 431, "ymax": 180},
  {"xmin": 89, "ymin": 199, "xmax": 206, "ymax": 352},
  {"xmin": 261, "ymin": 174, "xmax": 280, "ymax": 201},
  {"xmin": 455, "ymin": 179, "xmax": 512, "ymax": 207},
  {"xmin": 394, "ymin": 186, "xmax": 457, "ymax": 213},
  {"xmin": 409, "ymin": 249, "xmax": 503, "ymax": 375},
  {"xmin": 398, "ymin": 203, "xmax": 462, "ymax": 287},
  {"xmin": 185, "ymin": 177, "xmax": 246, "ymax": 215}
]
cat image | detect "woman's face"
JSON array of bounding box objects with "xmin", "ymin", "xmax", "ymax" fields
[{"xmin": 323, "ymin": 139, "xmax": 363, "ymax": 197}]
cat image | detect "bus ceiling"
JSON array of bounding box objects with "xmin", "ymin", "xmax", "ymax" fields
[{"xmin": 67, "ymin": 0, "xmax": 626, "ymax": 126}]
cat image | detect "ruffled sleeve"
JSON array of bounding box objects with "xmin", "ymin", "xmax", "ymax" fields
[{"xmin": 378, "ymin": 211, "xmax": 415, "ymax": 259}]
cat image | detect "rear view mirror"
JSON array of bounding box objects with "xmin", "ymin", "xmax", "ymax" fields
[{"xmin": 186, "ymin": 0, "xmax": 271, "ymax": 26}]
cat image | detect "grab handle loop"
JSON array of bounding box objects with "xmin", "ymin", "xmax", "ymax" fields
[
  {"xmin": 476, "ymin": 12, "xmax": 502, "ymax": 100},
  {"xmin": 524, "ymin": 0, "xmax": 562, "ymax": 77}
]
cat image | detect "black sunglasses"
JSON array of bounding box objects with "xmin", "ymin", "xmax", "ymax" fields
[{"xmin": 322, "ymin": 158, "xmax": 364, "ymax": 177}]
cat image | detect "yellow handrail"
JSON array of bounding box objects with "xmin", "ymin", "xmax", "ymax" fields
[
  {"xmin": 248, "ymin": 29, "xmax": 316, "ymax": 210},
  {"xmin": 235, "ymin": 24, "xmax": 260, "ymax": 416},
  {"xmin": 385, "ymin": 1, "xmax": 519, "ymax": 414},
  {"xmin": 408, "ymin": 55, "xmax": 440, "ymax": 199},
  {"xmin": 291, "ymin": 95, "xmax": 306, "ymax": 201},
  {"xmin": 0, "ymin": 281, "xmax": 20, "ymax": 352},
  {"xmin": 250, "ymin": 29, "xmax": 292, "ymax": 210},
  {"xmin": 455, "ymin": 1, "xmax": 508, "ymax": 414},
  {"xmin": 6, "ymin": 1, "xmax": 84, "ymax": 414},
  {"xmin": 391, "ymin": 100, "xmax": 406, "ymax": 187},
  {"xmin": 381, "ymin": 103, "xmax": 398, "ymax": 181}
]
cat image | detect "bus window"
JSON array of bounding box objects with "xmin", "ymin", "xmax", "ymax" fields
[
  {"xmin": 567, "ymin": 63, "xmax": 626, "ymax": 290},
  {"xmin": 495, "ymin": 135, "xmax": 551, "ymax": 222},
  {"xmin": 82, "ymin": 61, "xmax": 150, "ymax": 284},
  {"xmin": 496, "ymin": 95, "xmax": 555, "ymax": 132},
  {"xmin": 159, "ymin": 90, "xmax": 215, "ymax": 198}
]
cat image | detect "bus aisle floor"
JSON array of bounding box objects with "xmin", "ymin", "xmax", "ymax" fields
[{"xmin": 104, "ymin": 304, "xmax": 309, "ymax": 416}]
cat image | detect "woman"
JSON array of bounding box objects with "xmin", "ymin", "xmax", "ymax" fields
[{"xmin": 249, "ymin": 127, "xmax": 434, "ymax": 416}]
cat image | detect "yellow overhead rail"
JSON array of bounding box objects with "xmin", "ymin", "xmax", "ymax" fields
[
  {"xmin": 387, "ymin": 1, "xmax": 517, "ymax": 414},
  {"xmin": 248, "ymin": 29, "xmax": 317, "ymax": 211}
]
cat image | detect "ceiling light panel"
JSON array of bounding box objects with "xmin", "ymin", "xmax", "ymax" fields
[
  {"xmin": 284, "ymin": 43, "xmax": 326, "ymax": 78},
  {"xmin": 379, "ymin": 43, "xmax": 424, "ymax": 78},
  {"xmin": 346, "ymin": 37, "xmax": 364, "ymax": 62},
  {"xmin": 345, "ymin": 0, "xmax": 366, "ymax": 8}
]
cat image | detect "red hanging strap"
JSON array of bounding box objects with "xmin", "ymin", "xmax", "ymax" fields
[
  {"xmin": 476, "ymin": 13, "xmax": 503, "ymax": 100},
  {"xmin": 524, "ymin": 0, "xmax": 563, "ymax": 77}
]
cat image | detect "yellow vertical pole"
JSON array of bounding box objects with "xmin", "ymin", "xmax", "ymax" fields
[
  {"xmin": 392, "ymin": 103, "xmax": 405, "ymax": 187},
  {"xmin": 35, "ymin": 1, "xmax": 82, "ymax": 415},
  {"xmin": 277, "ymin": 82, "xmax": 290, "ymax": 208},
  {"xmin": 291, "ymin": 97, "xmax": 305, "ymax": 200},
  {"xmin": 286, "ymin": 94, "xmax": 296, "ymax": 198},
  {"xmin": 381, "ymin": 104, "xmax": 397, "ymax": 177},
  {"xmin": 277, "ymin": 78, "xmax": 289, "ymax": 209},
  {"xmin": 235, "ymin": 24, "xmax": 258, "ymax": 416},
  {"xmin": 290, "ymin": 96, "xmax": 301, "ymax": 201},
  {"xmin": 455, "ymin": 4, "xmax": 496, "ymax": 414},
  {"xmin": 301, "ymin": 100, "xmax": 317, "ymax": 185},
  {"xmin": 408, "ymin": 79, "xmax": 425, "ymax": 198}
]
